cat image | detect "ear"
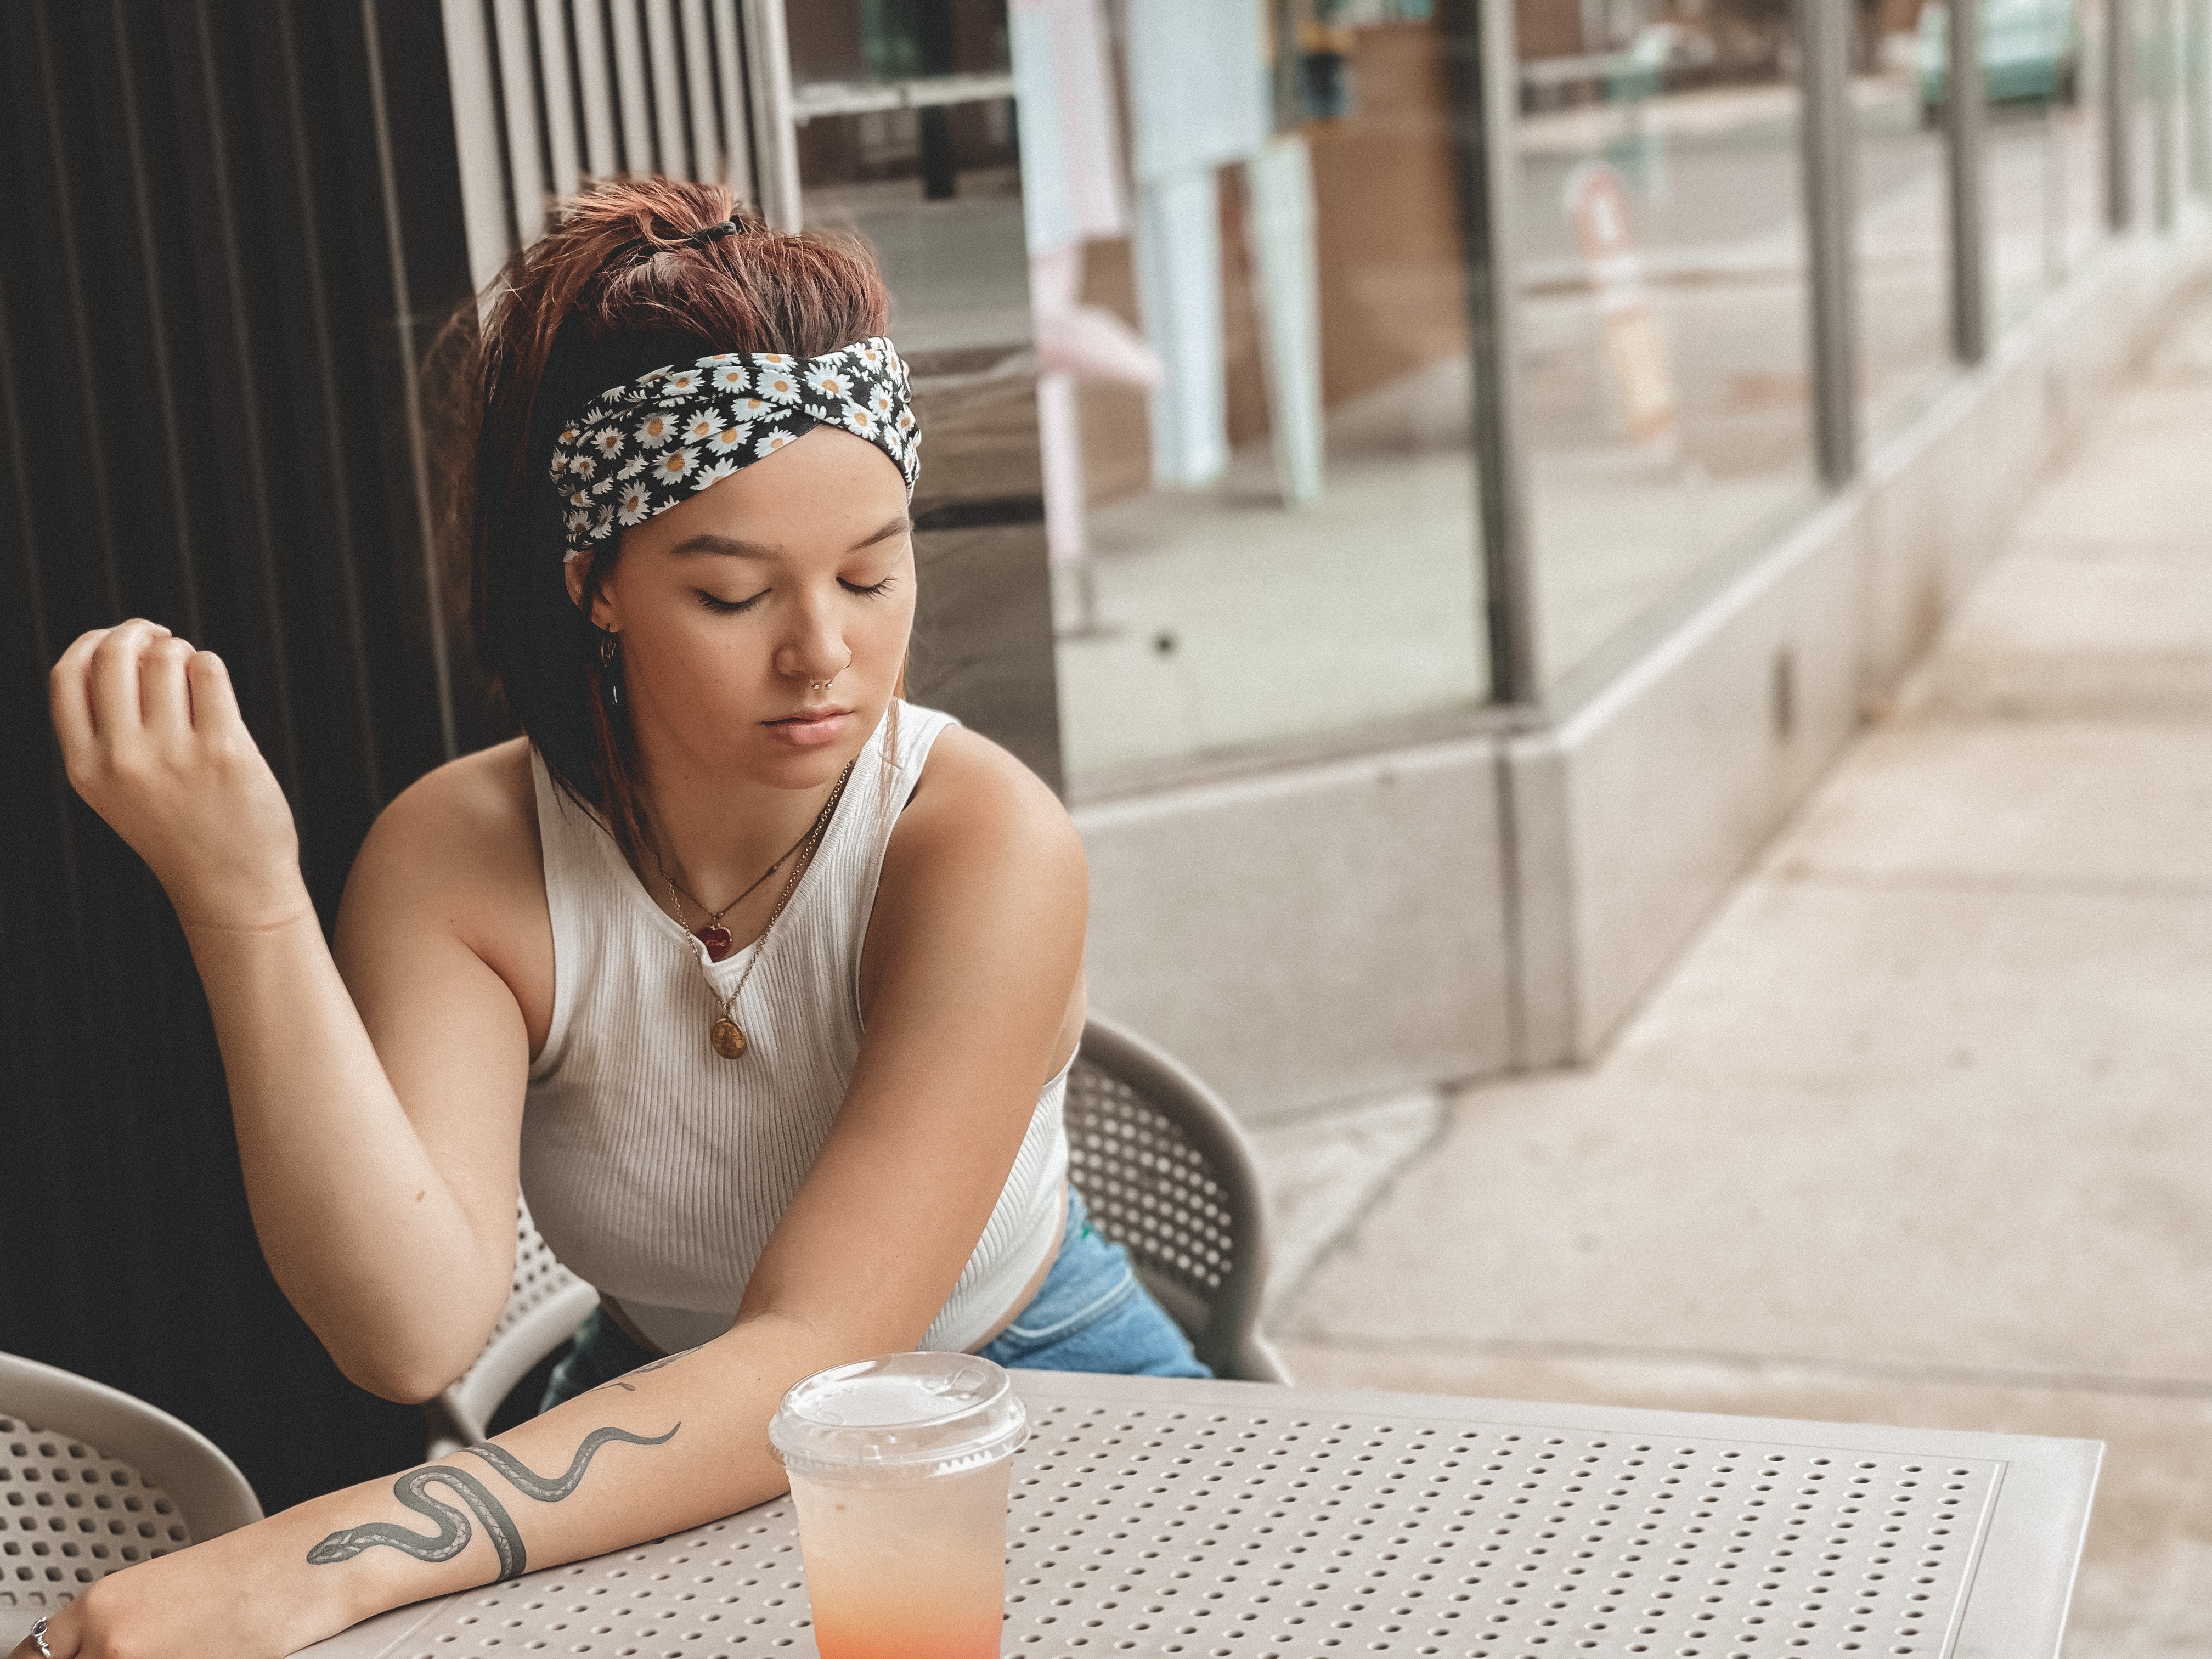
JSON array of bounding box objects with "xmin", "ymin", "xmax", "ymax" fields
[{"xmin": 563, "ymin": 554, "xmax": 619, "ymax": 631}]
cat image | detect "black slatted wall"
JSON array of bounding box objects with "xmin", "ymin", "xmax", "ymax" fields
[{"xmin": 0, "ymin": 0, "xmax": 494, "ymax": 1511}]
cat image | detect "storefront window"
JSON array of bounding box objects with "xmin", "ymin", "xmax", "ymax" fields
[
  {"xmin": 1966, "ymin": 0, "xmax": 2100, "ymax": 329},
  {"xmin": 1515, "ymin": 0, "xmax": 1818, "ymax": 689},
  {"xmin": 787, "ymin": 2, "xmax": 1065, "ymax": 783},
  {"xmin": 1858, "ymin": 1, "xmax": 1957, "ymax": 442},
  {"xmin": 1031, "ymin": 0, "xmax": 1493, "ymax": 787}
]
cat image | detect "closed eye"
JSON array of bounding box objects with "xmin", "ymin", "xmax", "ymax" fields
[
  {"xmin": 841, "ymin": 575, "xmax": 898, "ymax": 599},
  {"xmin": 693, "ymin": 588, "xmax": 768, "ymax": 614}
]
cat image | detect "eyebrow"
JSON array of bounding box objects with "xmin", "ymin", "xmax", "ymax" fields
[{"xmin": 668, "ymin": 515, "xmax": 912, "ymax": 560}]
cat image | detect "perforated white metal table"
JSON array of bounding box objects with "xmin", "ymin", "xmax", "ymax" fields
[{"xmin": 300, "ymin": 1372, "xmax": 2099, "ymax": 1659}]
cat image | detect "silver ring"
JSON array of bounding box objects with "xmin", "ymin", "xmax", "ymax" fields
[{"xmin": 29, "ymin": 1617, "xmax": 53, "ymax": 1659}]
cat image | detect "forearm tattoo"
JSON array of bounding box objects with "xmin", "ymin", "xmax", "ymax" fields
[
  {"xmin": 460, "ymin": 1424, "xmax": 679, "ymax": 1499},
  {"xmin": 305, "ymin": 1464, "xmax": 531, "ymax": 1579},
  {"xmin": 306, "ymin": 1424, "xmax": 679, "ymax": 1579},
  {"xmin": 586, "ymin": 1344, "xmax": 698, "ymax": 1395}
]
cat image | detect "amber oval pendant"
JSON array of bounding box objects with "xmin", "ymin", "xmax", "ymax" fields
[{"xmin": 709, "ymin": 1017, "xmax": 748, "ymax": 1059}]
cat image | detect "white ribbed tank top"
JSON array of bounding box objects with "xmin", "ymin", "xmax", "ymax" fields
[{"xmin": 520, "ymin": 701, "xmax": 1071, "ymax": 1355}]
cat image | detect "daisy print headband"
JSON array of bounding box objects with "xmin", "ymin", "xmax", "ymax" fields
[{"xmin": 546, "ymin": 336, "xmax": 919, "ymax": 562}]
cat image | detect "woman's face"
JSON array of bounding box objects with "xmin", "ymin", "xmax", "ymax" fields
[{"xmin": 566, "ymin": 425, "xmax": 917, "ymax": 791}]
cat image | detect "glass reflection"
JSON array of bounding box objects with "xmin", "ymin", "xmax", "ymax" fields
[
  {"xmin": 1859, "ymin": 1, "xmax": 1957, "ymax": 442},
  {"xmin": 1036, "ymin": 0, "xmax": 1491, "ymax": 786},
  {"xmin": 1516, "ymin": 0, "xmax": 1818, "ymax": 688}
]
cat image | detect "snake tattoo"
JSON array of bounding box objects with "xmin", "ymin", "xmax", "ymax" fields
[{"xmin": 305, "ymin": 1424, "xmax": 679, "ymax": 1580}]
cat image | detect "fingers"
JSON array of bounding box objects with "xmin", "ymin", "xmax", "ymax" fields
[
  {"xmin": 186, "ymin": 648, "xmax": 244, "ymax": 737},
  {"xmin": 140, "ymin": 635, "xmax": 200, "ymax": 737},
  {"xmin": 48, "ymin": 626, "xmax": 111, "ymax": 755},
  {"xmin": 84, "ymin": 619, "xmax": 173, "ymax": 747}
]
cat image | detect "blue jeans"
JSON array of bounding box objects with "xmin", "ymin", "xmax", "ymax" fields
[
  {"xmin": 974, "ymin": 1188, "xmax": 1211, "ymax": 1377},
  {"xmin": 543, "ymin": 1188, "xmax": 1207, "ymax": 1412}
]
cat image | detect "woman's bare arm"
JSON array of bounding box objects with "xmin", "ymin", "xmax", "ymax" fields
[
  {"xmin": 48, "ymin": 622, "xmax": 532, "ymax": 1398},
  {"xmin": 19, "ymin": 724, "xmax": 1087, "ymax": 1659}
]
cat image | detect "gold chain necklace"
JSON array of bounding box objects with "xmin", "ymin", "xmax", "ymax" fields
[{"xmin": 669, "ymin": 760, "xmax": 855, "ymax": 1060}]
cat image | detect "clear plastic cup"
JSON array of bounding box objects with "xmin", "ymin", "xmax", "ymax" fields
[{"xmin": 769, "ymin": 1352, "xmax": 1028, "ymax": 1659}]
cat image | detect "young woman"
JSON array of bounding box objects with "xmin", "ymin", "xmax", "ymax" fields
[{"xmin": 27, "ymin": 178, "xmax": 1203, "ymax": 1659}]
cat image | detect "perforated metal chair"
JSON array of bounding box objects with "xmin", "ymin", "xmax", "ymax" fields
[
  {"xmin": 1066, "ymin": 1012, "xmax": 1291, "ymax": 1384},
  {"xmin": 422, "ymin": 1197, "xmax": 599, "ymax": 1459},
  {"xmin": 1, "ymin": 1351, "xmax": 261, "ymax": 1637}
]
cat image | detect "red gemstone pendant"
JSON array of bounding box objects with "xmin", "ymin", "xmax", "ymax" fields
[{"xmin": 697, "ymin": 925, "xmax": 733, "ymax": 962}]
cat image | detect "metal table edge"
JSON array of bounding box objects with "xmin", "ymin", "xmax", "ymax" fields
[{"xmin": 1011, "ymin": 1369, "xmax": 2108, "ymax": 1465}]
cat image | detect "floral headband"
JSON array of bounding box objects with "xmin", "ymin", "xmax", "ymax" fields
[{"xmin": 546, "ymin": 336, "xmax": 919, "ymax": 562}]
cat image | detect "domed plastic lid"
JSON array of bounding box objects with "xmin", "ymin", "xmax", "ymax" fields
[{"xmin": 769, "ymin": 1352, "xmax": 1028, "ymax": 1483}]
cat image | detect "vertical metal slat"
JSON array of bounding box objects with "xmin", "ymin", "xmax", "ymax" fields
[
  {"xmin": 679, "ymin": 0, "xmax": 721, "ymax": 184},
  {"xmin": 264, "ymin": 2, "xmax": 385, "ymax": 808},
  {"xmin": 441, "ymin": 0, "xmax": 515, "ymax": 290},
  {"xmin": 741, "ymin": 0, "xmax": 800, "ymax": 229},
  {"xmin": 608, "ymin": 0, "xmax": 654, "ymax": 173},
  {"xmin": 710, "ymin": 0, "xmax": 752, "ymax": 196},
  {"xmin": 357, "ymin": 0, "xmax": 458, "ymax": 758},
  {"xmin": 492, "ymin": 0, "xmax": 549, "ymax": 243},
  {"xmin": 100, "ymin": 0, "xmax": 205, "ymax": 639},
  {"xmin": 171, "ymin": 0, "xmax": 304, "ymax": 797},
  {"xmin": 535, "ymin": 0, "xmax": 583, "ymax": 202},
  {"xmin": 572, "ymin": 0, "xmax": 618, "ymax": 177},
  {"xmin": 644, "ymin": 0, "xmax": 689, "ymax": 178}
]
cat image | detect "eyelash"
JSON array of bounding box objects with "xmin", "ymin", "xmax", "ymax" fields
[{"xmin": 692, "ymin": 576, "xmax": 897, "ymax": 615}]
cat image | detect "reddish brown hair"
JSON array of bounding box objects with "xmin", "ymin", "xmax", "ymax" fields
[{"xmin": 454, "ymin": 177, "xmax": 893, "ymax": 865}]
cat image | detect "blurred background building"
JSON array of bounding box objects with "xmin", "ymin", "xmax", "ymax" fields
[{"xmin": 4, "ymin": 0, "xmax": 2208, "ymax": 1513}]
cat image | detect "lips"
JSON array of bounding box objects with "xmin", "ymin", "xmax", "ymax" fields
[{"xmin": 764, "ymin": 706, "xmax": 853, "ymax": 748}]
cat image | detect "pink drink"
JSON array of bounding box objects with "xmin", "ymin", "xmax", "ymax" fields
[
  {"xmin": 788, "ymin": 1459, "xmax": 1014, "ymax": 1658},
  {"xmin": 770, "ymin": 1355, "xmax": 1028, "ymax": 1659}
]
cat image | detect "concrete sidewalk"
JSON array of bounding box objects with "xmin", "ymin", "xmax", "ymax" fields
[{"xmin": 1268, "ymin": 288, "xmax": 2212, "ymax": 1655}]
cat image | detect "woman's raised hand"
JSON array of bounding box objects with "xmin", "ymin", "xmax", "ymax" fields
[{"xmin": 48, "ymin": 619, "xmax": 309, "ymax": 931}]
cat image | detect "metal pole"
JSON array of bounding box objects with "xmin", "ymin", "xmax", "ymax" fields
[
  {"xmin": 2188, "ymin": 0, "xmax": 2212, "ymax": 198},
  {"xmin": 2153, "ymin": 0, "xmax": 2179, "ymax": 228},
  {"xmin": 1797, "ymin": 0, "xmax": 1860, "ymax": 486},
  {"xmin": 1945, "ymin": 0, "xmax": 1990, "ymax": 363},
  {"xmin": 1444, "ymin": 0, "xmax": 1540, "ymax": 706},
  {"xmin": 2108, "ymin": 0, "xmax": 2137, "ymax": 230}
]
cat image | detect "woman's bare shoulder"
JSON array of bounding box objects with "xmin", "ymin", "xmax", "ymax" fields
[
  {"xmin": 342, "ymin": 737, "xmax": 545, "ymax": 945},
  {"xmin": 374, "ymin": 736, "xmax": 538, "ymax": 860},
  {"xmin": 900, "ymin": 723, "xmax": 1076, "ymax": 852}
]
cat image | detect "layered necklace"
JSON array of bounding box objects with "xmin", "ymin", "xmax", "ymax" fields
[{"xmin": 654, "ymin": 759, "xmax": 856, "ymax": 1060}]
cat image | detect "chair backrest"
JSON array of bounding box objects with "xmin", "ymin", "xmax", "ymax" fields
[
  {"xmin": 1, "ymin": 1351, "xmax": 261, "ymax": 1634},
  {"xmin": 424, "ymin": 1197, "xmax": 600, "ymax": 1458},
  {"xmin": 1065, "ymin": 1012, "xmax": 1290, "ymax": 1383}
]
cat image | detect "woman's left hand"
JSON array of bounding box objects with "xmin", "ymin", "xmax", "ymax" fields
[{"xmin": 8, "ymin": 1514, "xmax": 358, "ymax": 1659}]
